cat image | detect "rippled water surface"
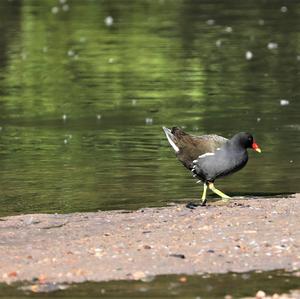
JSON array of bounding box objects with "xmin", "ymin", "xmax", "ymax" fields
[
  {"xmin": 0, "ymin": 0, "xmax": 299, "ymax": 216},
  {"xmin": 1, "ymin": 271, "xmax": 300, "ymax": 298}
]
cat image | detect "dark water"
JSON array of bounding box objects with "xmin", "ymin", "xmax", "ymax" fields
[
  {"xmin": 0, "ymin": 0, "xmax": 299, "ymax": 216},
  {"xmin": 1, "ymin": 271, "xmax": 300, "ymax": 298}
]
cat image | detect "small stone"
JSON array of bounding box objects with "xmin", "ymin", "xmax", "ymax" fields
[
  {"xmin": 8, "ymin": 271, "xmax": 18, "ymax": 277},
  {"xmin": 256, "ymin": 290, "xmax": 266, "ymax": 298},
  {"xmin": 132, "ymin": 271, "xmax": 146, "ymax": 280},
  {"xmin": 179, "ymin": 276, "xmax": 187, "ymax": 283},
  {"xmin": 169, "ymin": 253, "xmax": 186, "ymax": 259}
]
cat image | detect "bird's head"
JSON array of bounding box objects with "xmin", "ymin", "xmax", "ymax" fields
[{"xmin": 234, "ymin": 132, "xmax": 261, "ymax": 153}]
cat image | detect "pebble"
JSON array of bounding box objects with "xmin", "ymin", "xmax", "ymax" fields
[{"xmin": 256, "ymin": 290, "xmax": 266, "ymax": 298}]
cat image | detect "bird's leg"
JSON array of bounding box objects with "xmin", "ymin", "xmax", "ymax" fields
[
  {"xmin": 208, "ymin": 182, "xmax": 231, "ymax": 202},
  {"xmin": 200, "ymin": 183, "xmax": 207, "ymax": 206}
]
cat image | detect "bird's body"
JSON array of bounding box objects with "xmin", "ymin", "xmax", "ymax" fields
[{"xmin": 163, "ymin": 127, "xmax": 261, "ymax": 205}]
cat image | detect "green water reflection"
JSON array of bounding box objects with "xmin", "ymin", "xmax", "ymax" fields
[
  {"xmin": 0, "ymin": 0, "xmax": 299, "ymax": 216},
  {"xmin": 0, "ymin": 271, "xmax": 300, "ymax": 298}
]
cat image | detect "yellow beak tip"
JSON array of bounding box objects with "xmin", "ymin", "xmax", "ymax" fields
[{"xmin": 255, "ymin": 148, "xmax": 262, "ymax": 153}]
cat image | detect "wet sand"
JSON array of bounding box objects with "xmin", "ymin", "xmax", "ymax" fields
[{"xmin": 0, "ymin": 194, "xmax": 299, "ymax": 285}]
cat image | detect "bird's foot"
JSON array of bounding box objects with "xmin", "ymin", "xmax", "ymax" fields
[
  {"xmin": 221, "ymin": 196, "xmax": 231, "ymax": 203},
  {"xmin": 200, "ymin": 199, "xmax": 207, "ymax": 206}
]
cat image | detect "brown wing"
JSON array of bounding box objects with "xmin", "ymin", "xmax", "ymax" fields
[{"xmin": 171, "ymin": 127, "xmax": 228, "ymax": 170}]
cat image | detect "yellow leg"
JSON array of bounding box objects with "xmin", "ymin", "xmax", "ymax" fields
[
  {"xmin": 201, "ymin": 183, "xmax": 207, "ymax": 205},
  {"xmin": 208, "ymin": 182, "xmax": 231, "ymax": 202}
]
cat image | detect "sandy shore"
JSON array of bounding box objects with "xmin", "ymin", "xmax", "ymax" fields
[{"xmin": 0, "ymin": 194, "xmax": 299, "ymax": 285}]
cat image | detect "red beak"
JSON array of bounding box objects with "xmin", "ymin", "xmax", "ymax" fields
[{"xmin": 252, "ymin": 141, "xmax": 261, "ymax": 153}]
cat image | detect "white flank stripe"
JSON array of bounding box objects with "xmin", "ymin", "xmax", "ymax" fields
[{"xmin": 198, "ymin": 152, "xmax": 215, "ymax": 159}]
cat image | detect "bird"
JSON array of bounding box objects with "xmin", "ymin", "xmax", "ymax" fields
[{"xmin": 162, "ymin": 127, "xmax": 261, "ymax": 206}]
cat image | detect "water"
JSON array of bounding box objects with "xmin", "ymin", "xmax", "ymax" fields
[
  {"xmin": 0, "ymin": 271, "xmax": 299, "ymax": 298},
  {"xmin": 0, "ymin": 0, "xmax": 299, "ymax": 216}
]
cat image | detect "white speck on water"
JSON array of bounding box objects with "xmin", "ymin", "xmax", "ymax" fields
[
  {"xmin": 105, "ymin": 16, "xmax": 114, "ymax": 26},
  {"xmin": 64, "ymin": 139, "xmax": 68, "ymax": 144},
  {"xmin": 108, "ymin": 57, "xmax": 114, "ymax": 63},
  {"xmin": 225, "ymin": 26, "xmax": 233, "ymax": 33},
  {"xmin": 216, "ymin": 39, "xmax": 222, "ymax": 47},
  {"xmin": 67, "ymin": 50, "xmax": 74, "ymax": 57},
  {"xmin": 62, "ymin": 4, "xmax": 69, "ymax": 11},
  {"xmin": 206, "ymin": 19, "xmax": 215, "ymax": 25},
  {"xmin": 145, "ymin": 118, "xmax": 153, "ymax": 125},
  {"xmin": 245, "ymin": 51, "xmax": 253, "ymax": 60},
  {"xmin": 258, "ymin": 19, "xmax": 265, "ymax": 25},
  {"xmin": 280, "ymin": 6, "xmax": 288, "ymax": 13},
  {"xmin": 290, "ymin": 160, "xmax": 293, "ymax": 163},
  {"xmin": 257, "ymin": 117, "xmax": 261, "ymax": 122},
  {"xmin": 79, "ymin": 37, "xmax": 86, "ymax": 43},
  {"xmin": 0, "ymin": 127, "xmax": 2, "ymax": 131},
  {"xmin": 51, "ymin": 6, "xmax": 59, "ymax": 14},
  {"xmin": 267, "ymin": 42, "xmax": 278, "ymax": 50},
  {"xmin": 97, "ymin": 114, "xmax": 102, "ymax": 120},
  {"xmin": 297, "ymin": 55, "xmax": 300, "ymax": 61},
  {"xmin": 62, "ymin": 114, "xmax": 67, "ymax": 121},
  {"xmin": 42, "ymin": 46, "xmax": 48, "ymax": 53},
  {"xmin": 21, "ymin": 53, "xmax": 27, "ymax": 60},
  {"xmin": 59, "ymin": 0, "xmax": 67, "ymax": 4},
  {"xmin": 132, "ymin": 99, "xmax": 137, "ymax": 106},
  {"xmin": 280, "ymin": 99, "xmax": 290, "ymax": 106}
]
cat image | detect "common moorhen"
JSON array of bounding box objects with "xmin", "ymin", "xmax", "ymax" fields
[{"xmin": 163, "ymin": 127, "xmax": 261, "ymax": 205}]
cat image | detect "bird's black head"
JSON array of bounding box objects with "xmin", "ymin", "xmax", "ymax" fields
[{"xmin": 232, "ymin": 132, "xmax": 261, "ymax": 153}]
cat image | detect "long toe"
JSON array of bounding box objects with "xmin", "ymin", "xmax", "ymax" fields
[
  {"xmin": 222, "ymin": 197, "xmax": 231, "ymax": 202},
  {"xmin": 200, "ymin": 200, "xmax": 207, "ymax": 206}
]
